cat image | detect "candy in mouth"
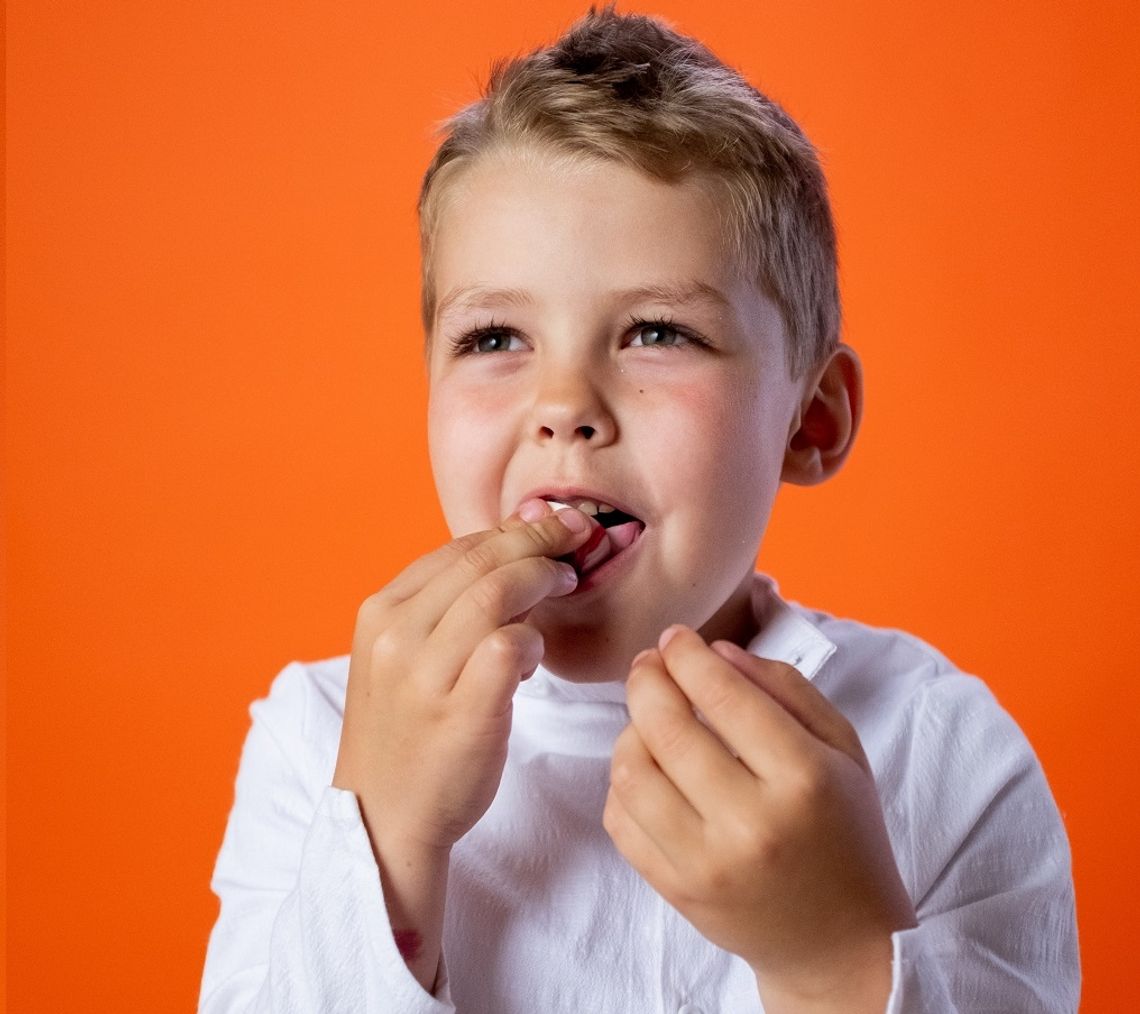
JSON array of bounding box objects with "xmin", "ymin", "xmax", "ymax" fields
[{"xmin": 546, "ymin": 498, "xmax": 643, "ymax": 577}]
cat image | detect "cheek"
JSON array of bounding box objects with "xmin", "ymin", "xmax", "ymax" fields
[
  {"xmin": 646, "ymin": 376, "xmax": 786, "ymax": 548},
  {"xmin": 646, "ymin": 375, "xmax": 781, "ymax": 477},
  {"xmin": 428, "ymin": 381, "xmax": 510, "ymax": 532}
]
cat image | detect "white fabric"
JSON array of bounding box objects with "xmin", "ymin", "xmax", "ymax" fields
[{"xmin": 199, "ymin": 574, "xmax": 1079, "ymax": 1013}]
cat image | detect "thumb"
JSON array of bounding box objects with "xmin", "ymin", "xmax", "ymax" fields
[{"xmin": 710, "ymin": 640, "xmax": 869, "ymax": 772}]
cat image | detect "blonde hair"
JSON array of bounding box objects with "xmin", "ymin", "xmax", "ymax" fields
[{"xmin": 417, "ymin": 4, "xmax": 839, "ymax": 378}]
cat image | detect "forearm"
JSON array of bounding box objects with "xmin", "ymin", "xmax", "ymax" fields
[
  {"xmin": 334, "ymin": 769, "xmax": 451, "ymax": 996},
  {"xmin": 373, "ymin": 832, "xmax": 450, "ymax": 995}
]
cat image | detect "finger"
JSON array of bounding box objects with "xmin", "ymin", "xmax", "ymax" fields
[
  {"xmin": 657, "ymin": 626, "xmax": 821, "ymax": 779},
  {"xmin": 375, "ymin": 498, "xmax": 567, "ymax": 607},
  {"xmin": 427, "ymin": 555, "xmax": 579, "ymax": 682},
  {"xmin": 456, "ymin": 622, "xmax": 545, "ymax": 718},
  {"xmin": 405, "ymin": 507, "xmax": 593, "ymax": 636},
  {"xmin": 625, "ymin": 649, "xmax": 754, "ymax": 818},
  {"xmin": 607, "ymin": 723, "xmax": 703, "ymax": 870},
  {"xmin": 361, "ymin": 529, "xmax": 502, "ymax": 621},
  {"xmin": 602, "ymin": 783, "xmax": 678, "ymax": 897},
  {"xmin": 710, "ymin": 639, "xmax": 869, "ymax": 771}
]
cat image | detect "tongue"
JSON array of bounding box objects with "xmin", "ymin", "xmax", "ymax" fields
[{"xmin": 606, "ymin": 519, "xmax": 640, "ymax": 552}]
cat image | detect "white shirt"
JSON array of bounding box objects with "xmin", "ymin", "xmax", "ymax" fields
[{"xmin": 199, "ymin": 574, "xmax": 1079, "ymax": 1013}]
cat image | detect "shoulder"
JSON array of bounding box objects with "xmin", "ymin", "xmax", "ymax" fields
[
  {"xmin": 247, "ymin": 654, "xmax": 351, "ymax": 785},
  {"xmin": 785, "ymin": 595, "xmax": 1017, "ymax": 745},
  {"xmin": 778, "ymin": 595, "xmax": 1072, "ymax": 905},
  {"xmin": 775, "ymin": 590, "xmax": 1051, "ymax": 815}
]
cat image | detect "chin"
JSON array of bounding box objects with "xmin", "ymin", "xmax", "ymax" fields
[{"xmin": 531, "ymin": 615, "xmax": 644, "ymax": 684}]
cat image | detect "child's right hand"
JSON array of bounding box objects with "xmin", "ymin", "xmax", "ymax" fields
[
  {"xmin": 331, "ymin": 499, "xmax": 593, "ymax": 991},
  {"xmin": 332, "ymin": 498, "xmax": 592, "ymax": 859}
]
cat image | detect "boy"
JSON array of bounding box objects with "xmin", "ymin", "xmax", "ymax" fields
[{"xmin": 200, "ymin": 6, "xmax": 1079, "ymax": 1012}]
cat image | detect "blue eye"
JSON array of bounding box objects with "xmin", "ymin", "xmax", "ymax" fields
[
  {"xmin": 475, "ymin": 331, "xmax": 516, "ymax": 353},
  {"xmin": 628, "ymin": 317, "xmax": 688, "ymax": 348},
  {"xmin": 448, "ymin": 322, "xmax": 524, "ymax": 355}
]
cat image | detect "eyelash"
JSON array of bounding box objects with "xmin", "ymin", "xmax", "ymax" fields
[
  {"xmin": 447, "ymin": 317, "xmax": 514, "ymax": 356},
  {"xmin": 626, "ymin": 313, "xmax": 695, "ymax": 348},
  {"xmin": 446, "ymin": 315, "xmax": 708, "ymax": 355}
]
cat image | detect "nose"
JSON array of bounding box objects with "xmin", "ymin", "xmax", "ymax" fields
[{"xmin": 529, "ymin": 363, "xmax": 617, "ymax": 446}]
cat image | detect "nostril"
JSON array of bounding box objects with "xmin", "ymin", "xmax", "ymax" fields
[{"xmin": 536, "ymin": 423, "xmax": 600, "ymax": 441}]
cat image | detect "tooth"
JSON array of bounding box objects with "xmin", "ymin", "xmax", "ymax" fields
[
  {"xmin": 597, "ymin": 503, "xmax": 615, "ymax": 514},
  {"xmin": 578, "ymin": 500, "xmax": 598, "ymax": 516},
  {"xmin": 544, "ymin": 499, "xmax": 572, "ymax": 511}
]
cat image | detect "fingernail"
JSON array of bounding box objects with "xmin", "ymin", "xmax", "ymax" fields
[
  {"xmin": 631, "ymin": 648, "xmax": 654, "ymax": 668},
  {"xmin": 554, "ymin": 507, "xmax": 590, "ymax": 533},
  {"xmin": 556, "ymin": 562, "xmax": 579, "ymax": 590},
  {"xmin": 518, "ymin": 498, "xmax": 550, "ymax": 523},
  {"xmin": 658, "ymin": 625, "xmax": 683, "ymax": 651}
]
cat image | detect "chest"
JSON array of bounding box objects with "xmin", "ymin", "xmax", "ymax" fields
[{"xmin": 443, "ymin": 752, "xmax": 761, "ymax": 1013}]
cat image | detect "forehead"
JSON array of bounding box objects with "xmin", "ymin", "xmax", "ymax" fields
[{"xmin": 430, "ymin": 150, "xmax": 748, "ymax": 326}]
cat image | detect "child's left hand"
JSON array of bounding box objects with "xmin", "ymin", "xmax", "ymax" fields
[{"xmin": 604, "ymin": 626, "xmax": 916, "ymax": 1013}]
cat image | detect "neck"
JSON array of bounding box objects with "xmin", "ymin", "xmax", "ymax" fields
[
  {"xmin": 698, "ymin": 571, "xmax": 761, "ymax": 649},
  {"xmin": 537, "ymin": 572, "xmax": 762, "ymax": 685}
]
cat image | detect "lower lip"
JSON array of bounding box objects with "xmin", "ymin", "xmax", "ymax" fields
[{"xmin": 571, "ymin": 524, "xmax": 646, "ymax": 595}]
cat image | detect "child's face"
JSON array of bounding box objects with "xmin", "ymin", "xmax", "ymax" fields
[{"xmin": 426, "ymin": 150, "xmax": 809, "ymax": 683}]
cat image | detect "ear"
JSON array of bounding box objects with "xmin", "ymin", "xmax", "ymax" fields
[{"xmin": 780, "ymin": 343, "xmax": 863, "ymax": 486}]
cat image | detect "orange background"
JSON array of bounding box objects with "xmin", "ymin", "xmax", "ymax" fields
[{"xmin": 6, "ymin": 1, "xmax": 1138, "ymax": 1010}]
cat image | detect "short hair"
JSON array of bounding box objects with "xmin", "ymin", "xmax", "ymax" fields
[{"xmin": 417, "ymin": 4, "xmax": 839, "ymax": 378}]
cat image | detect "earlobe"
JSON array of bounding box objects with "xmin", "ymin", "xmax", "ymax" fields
[{"xmin": 780, "ymin": 344, "xmax": 863, "ymax": 486}]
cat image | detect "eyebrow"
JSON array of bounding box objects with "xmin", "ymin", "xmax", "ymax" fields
[
  {"xmin": 616, "ymin": 281, "xmax": 733, "ymax": 312},
  {"xmin": 435, "ymin": 285, "xmax": 535, "ymax": 327},
  {"xmin": 434, "ymin": 280, "xmax": 732, "ymax": 328}
]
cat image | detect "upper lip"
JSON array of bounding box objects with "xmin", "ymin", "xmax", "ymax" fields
[{"xmin": 513, "ymin": 486, "xmax": 648, "ymax": 523}]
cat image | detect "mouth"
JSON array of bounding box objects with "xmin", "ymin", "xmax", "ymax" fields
[{"xmin": 536, "ymin": 494, "xmax": 645, "ymax": 583}]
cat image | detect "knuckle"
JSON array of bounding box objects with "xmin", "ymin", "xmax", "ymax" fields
[
  {"xmin": 482, "ymin": 626, "xmax": 524, "ymax": 663},
  {"xmin": 355, "ymin": 590, "xmax": 390, "ymax": 627},
  {"xmin": 610, "ymin": 757, "xmax": 636, "ymax": 793},
  {"xmin": 451, "ymin": 531, "xmax": 488, "ymax": 553},
  {"xmin": 460, "ymin": 542, "xmax": 500, "ymax": 578},
  {"xmin": 609, "ymin": 729, "xmax": 643, "ymax": 793},
  {"xmin": 626, "ymin": 657, "xmax": 657, "ymax": 689},
  {"xmin": 468, "ymin": 574, "xmax": 510, "ymax": 617},
  {"xmin": 368, "ymin": 628, "xmax": 405, "ymax": 669},
  {"xmin": 724, "ymin": 804, "xmax": 766, "ymax": 851},
  {"xmin": 651, "ymin": 710, "xmax": 693, "ymax": 759},
  {"xmin": 786, "ymin": 754, "xmax": 830, "ymax": 804},
  {"xmin": 700, "ymin": 673, "xmax": 737, "ymax": 717},
  {"xmin": 523, "ymin": 518, "xmax": 563, "ymax": 553},
  {"xmin": 601, "ymin": 792, "xmax": 623, "ymax": 839}
]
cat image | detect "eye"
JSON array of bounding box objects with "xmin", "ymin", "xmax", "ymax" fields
[
  {"xmin": 474, "ymin": 331, "xmax": 520, "ymax": 353},
  {"xmin": 626, "ymin": 316, "xmax": 692, "ymax": 349},
  {"xmin": 448, "ymin": 322, "xmax": 526, "ymax": 355}
]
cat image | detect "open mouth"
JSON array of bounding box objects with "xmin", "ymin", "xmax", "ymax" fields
[{"xmin": 544, "ymin": 497, "xmax": 645, "ymax": 579}]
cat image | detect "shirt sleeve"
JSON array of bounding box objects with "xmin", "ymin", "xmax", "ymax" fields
[
  {"xmin": 198, "ymin": 662, "xmax": 455, "ymax": 1014},
  {"xmin": 883, "ymin": 676, "xmax": 1080, "ymax": 1012}
]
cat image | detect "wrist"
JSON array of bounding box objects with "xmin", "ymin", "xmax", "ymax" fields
[{"xmin": 754, "ymin": 930, "xmax": 895, "ymax": 1014}]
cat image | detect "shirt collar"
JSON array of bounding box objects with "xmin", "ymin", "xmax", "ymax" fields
[{"xmin": 743, "ymin": 573, "xmax": 838, "ymax": 683}]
